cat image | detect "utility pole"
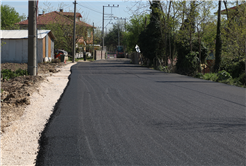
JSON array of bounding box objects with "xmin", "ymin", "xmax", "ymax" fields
[
  {"xmin": 72, "ymin": 0, "xmax": 77, "ymax": 63},
  {"xmin": 102, "ymin": 6, "xmax": 104, "ymax": 53},
  {"xmin": 102, "ymin": 4, "xmax": 119, "ymax": 51},
  {"xmin": 118, "ymin": 23, "xmax": 120, "ymax": 46},
  {"xmin": 93, "ymin": 22, "xmax": 95, "ymax": 60},
  {"xmin": 28, "ymin": 0, "xmax": 37, "ymax": 75},
  {"xmin": 113, "ymin": 17, "xmax": 126, "ymax": 45}
]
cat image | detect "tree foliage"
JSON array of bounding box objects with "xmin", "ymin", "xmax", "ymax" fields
[
  {"xmin": 44, "ymin": 23, "xmax": 87, "ymax": 53},
  {"xmin": 1, "ymin": 4, "xmax": 26, "ymax": 30},
  {"xmin": 123, "ymin": 14, "xmax": 150, "ymax": 52},
  {"xmin": 125, "ymin": 0, "xmax": 245, "ymax": 82},
  {"xmin": 138, "ymin": 0, "xmax": 163, "ymax": 66},
  {"xmin": 104, "ymin": 24, "xmax": 124, "ymax": 52}
]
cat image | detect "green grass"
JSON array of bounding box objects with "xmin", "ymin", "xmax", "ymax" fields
[
  {"xmin": 1, "ymin": 69, "xmax": 28, "ymax": 80},
  {"xmin": 68, "ymin": 57, "xmax": 78, "ymax": 62}
]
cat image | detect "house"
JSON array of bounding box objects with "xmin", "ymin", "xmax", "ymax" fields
[
  {"xmin": 221, "ymin": 4, "xmax": 244, "ymax": 17},
  {"xmin": 1, "ymin": 30, "xmax": 55, "ymax": 63},
  {"xmin": 16, "ymin": 9, "xmax": 94, "ymax": 45}
]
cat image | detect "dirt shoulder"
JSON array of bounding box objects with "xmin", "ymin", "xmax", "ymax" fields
[
  {"xmin": 1, "ymin": 62, "xmax": 66, "ymax": 134},
  {"xmin": 1, "ymin": 62, "xmax": 76, "ymax": 165}
]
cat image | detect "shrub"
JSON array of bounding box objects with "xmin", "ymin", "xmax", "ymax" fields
[
  {"xmin": 194, "ymin": 73, "xmax": 203, "ymax": 78},
  {"xmin": 238, "ymin": 72, "xmax": 246, "ymax": 85},
  {"xmin": 217, "ymin": 70, "xmax": 232, "ymax": 81},
  {"xmin": 176, "ymin": 51, "xmax": 199, "ymax": 75},
  {"xmin": 176, "ymin": 38, "xmax": 208, "ymax": 75},
  {"xmin": 220, "ymin": 58, "xmax": 245, "ymax": 78},
  {"xmin": 202, "ymin": 73, "xmax": 218, "ymax": 81}
]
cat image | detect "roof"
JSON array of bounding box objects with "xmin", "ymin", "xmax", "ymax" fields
[
  {"xmin": 16, "ymin": 11, "xmax": 93, "ymax": 28},
  {"xmin": 220, "ymin": 4, "xmax": 244, "ymax": 15},
  {"xmin": 59, "ymin": 12, "xmax": 82, "ymax": 18},
  {"xmin": 0, "ymin": 30, "xmax": 56, "ymax": 39}
]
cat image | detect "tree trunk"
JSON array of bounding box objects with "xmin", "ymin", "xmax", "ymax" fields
[
  {"xmin": 214, "ymin": 0, "xmax": 222, "ymax": 72},
  {"xmin": 182, "ymin": 1, "xmax": 186, "ymax": 25},
  {"xmin": 190, "ymin": 29, "xmax": 192, "ymax": 52},
  {"xmin": 223, "ymin": 1, "xmax": 230, "ymax": 28},
  {"xmin": 167, "ymin": 1, "xmax": 172, "ymax": 67},
  {"xmin": 198, "ymin": 27, "xmax": 201, "ymax": 73}
]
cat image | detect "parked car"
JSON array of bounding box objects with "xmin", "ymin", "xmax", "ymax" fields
[
  {"xmin": 60, "ymin": 50, "xmax": 68, "ymax": 56},
  {"xmin": 54, "ymin": 49, "xmax": 68, "ymax": 59}
]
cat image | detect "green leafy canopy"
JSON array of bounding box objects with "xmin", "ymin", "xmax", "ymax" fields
[{"xmin": 1, "ymin": 4, "xmax": 26, "ymax": 30}]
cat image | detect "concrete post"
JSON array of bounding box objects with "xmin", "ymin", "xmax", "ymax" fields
[{"xmin": 28, "ymin": 0, "xmax": 37, "ymax": 75}]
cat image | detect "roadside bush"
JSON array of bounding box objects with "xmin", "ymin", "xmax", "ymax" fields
[
  {"xmin": 176, "ymin": 51, "xmax": 199, "ymax": 75},
  {"xmin": 176, "ymin": 38, "xmax": 208, "ymax": 75},
  {"xmin": 217, "ymin": 70, "xmax": 232, "ymax": 81},
  {"xmin": 157, "ymin": 65, "xmax": 164, "ymax": 72},
  {"xmin": 238, "ymin": 72, "xmax": 246, "ymax": 85},
  {"xmin": 202, "ymin": 73, "xmax": 218, "ymax": 81},
  {"xmin": 220, "ymin": 58, "xmax": 245, "ymax": 78},
  {"xmin": 194, "ymin": 73, "xmax": 203, "ymax": 78}
]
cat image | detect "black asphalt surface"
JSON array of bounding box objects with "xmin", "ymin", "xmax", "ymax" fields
[{"xmin": 36, "ymin": 59, "xmax": 246, "ymax": 166}]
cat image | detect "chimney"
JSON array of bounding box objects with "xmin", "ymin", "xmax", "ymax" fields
[{"xmin": 60, "ymin": 9, "xmax": 63, "ymax": 12}]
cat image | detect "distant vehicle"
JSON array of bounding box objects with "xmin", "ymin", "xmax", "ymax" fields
[
  {"xmin": 116, "ymin": 46, "xmax": 124, "ymax": 58},
  {"xmin": 54, "ymin": 49, "xmax": 68, "ymax": 59}
]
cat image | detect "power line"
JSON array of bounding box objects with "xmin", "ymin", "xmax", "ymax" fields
[
  {"xmin": 77, "ymin": 4, "xmax": 101, "ymax": 14},
  {"xmin": 77, "ymin": 3, "xmax": 112, "ymax": 15}
]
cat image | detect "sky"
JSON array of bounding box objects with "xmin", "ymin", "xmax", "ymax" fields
[{"xmin": 1, "ymin": 0, "xmax": 150, "ymax": 31}]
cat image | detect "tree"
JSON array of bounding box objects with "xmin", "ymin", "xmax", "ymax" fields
[
  {"xmin": 44, "ymin": 22, "xmax": 87, "ymax": 53},
  {"xmin": 219, "ymin": 2, "xmax": 246, "ymax": 81},
  {"xmin": 138, "ymin": 0, "xmax": 163, "ymax": 67},
  {"xmin": 1, "ymin": 5, "xmax": 26, "ymax": 30},
  {"xmin": 93, "ymin": 28, "xmax": 102, "ymax": 45},
  {"xmin": 104, "ymin": 23, "xmax": 124, "ymax": 52},
  {"xmin": 214, "ymin": 0, "xmax": 222, "ymax": 72},
  {"xmin": 123, "ymin": 14, "xmax": 150, "ymax": 52},
  {"xmin": 195, "ymin": 1, "xmax": 215, "ymax": 72}
]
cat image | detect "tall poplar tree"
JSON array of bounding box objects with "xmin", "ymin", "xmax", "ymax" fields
[
  {"xmin": 138, "ymin": 0, "xmax": 163, "ymax": 66},
  {"xmin": 214, "ymin": 1, "xmax": 222, "ymax": 72}
]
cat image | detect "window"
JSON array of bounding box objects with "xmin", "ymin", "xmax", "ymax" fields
[{"xmin": 87, "ymin": 29, "xmax": 91, "ymax": 37}]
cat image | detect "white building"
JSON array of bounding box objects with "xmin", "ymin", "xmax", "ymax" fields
[{"xmin": 1, "ymin": 30, "xmax": 55, "ymax": 63}]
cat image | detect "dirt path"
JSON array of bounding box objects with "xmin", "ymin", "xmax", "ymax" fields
[{"xmin": 1, "ymin": 62, "xmax": 76, "ymax": 165}]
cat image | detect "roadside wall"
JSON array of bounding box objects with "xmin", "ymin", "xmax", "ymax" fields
[
  {"xmin": 95, "ymin": 50, "xmax": 106, "ymax": 60},
  {"xmin": 130, "ymin": 52, "xmax": 141, "ymax": 64}
]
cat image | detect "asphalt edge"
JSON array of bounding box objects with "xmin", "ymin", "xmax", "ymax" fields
[{"xmin": 35, "ymin": 63, "xmax": 77, "ymax": 166}]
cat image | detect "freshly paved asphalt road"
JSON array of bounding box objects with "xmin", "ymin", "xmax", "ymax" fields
[{"xmin": 36, "ymin": 59, "xmax": 246, "ymax": 165}]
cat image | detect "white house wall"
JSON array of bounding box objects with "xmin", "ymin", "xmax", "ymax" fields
[
  {"xmin": 51, "ymin": 38, "xmax": 54, "ymax": 59},
  {"xmin": 1, "ymin": 39, "xmax": 43, "ymax": 63},
  {"xmin": 45, "ymin": 35, "xmax": 48, "ymax": 57},
  {"xmin": 37, "ymin": 39, "xmax": 43, "ymax": 62}
]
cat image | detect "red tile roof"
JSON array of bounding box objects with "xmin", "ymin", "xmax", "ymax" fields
[
  {"xmin": 59, "ymin": 12, "xmax": 82, "ymax": 18},
  {"xmin": 16, "ymin": 11, "xmax": 93, "ymax": 28},
  {"xmin": 221, "ymin": 4, "xmax": 242, "ymax": 14}
]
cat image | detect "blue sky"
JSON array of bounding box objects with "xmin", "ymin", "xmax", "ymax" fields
[{"xmin": 1, "ymin": 0, "xmax": 150, "ymax": 30}]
